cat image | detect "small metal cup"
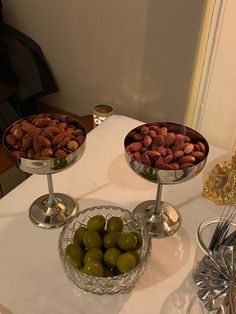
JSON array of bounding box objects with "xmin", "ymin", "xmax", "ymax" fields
[{"xmin": 93, "ymin": 104, "xmax": 113, "ymax": 127}]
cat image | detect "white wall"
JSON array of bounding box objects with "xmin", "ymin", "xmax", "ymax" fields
[
  {"xmin": 194, "ymin": 0, "xmax": 236, "ymax": 151},
  {"xmin": 3, "ymin": 0, "xmax": 204, "ymax": 123}
]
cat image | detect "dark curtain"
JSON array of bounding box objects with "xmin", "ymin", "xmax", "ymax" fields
[{"xmin": 0, "ymin": 0, "xmax": 58, "ymax": 134}]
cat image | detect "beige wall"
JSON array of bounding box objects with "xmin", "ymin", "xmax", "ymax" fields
[
  {"xmin": 3, "ymin": 1, "xmax": 204, "ymax": 123},
  {"xmin": 192, "ymin": 0, "xmax": 236, "ymax": 151}
]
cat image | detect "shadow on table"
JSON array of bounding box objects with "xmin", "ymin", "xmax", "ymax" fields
[
  {"xmin": 0, "ymin": 304, "xmax": 14, "ymax": 314},
  {"xmin": 107, "ymin": 155, "xmax": 153, "ymax": 191},
  {"xmin": 160, "ymin": 272, "xmax": 199, "ymax": 314},
  {"xmin": 71, "ymin": 288, "xmax": 131, "ymax": 314},
  {"xmin": 134, "ymin": 225, "xmax": 191, "ymax": 291}
]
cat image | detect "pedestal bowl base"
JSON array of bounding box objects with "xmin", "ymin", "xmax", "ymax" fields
[
  {"xmin": 133, "ymin": 200, "xmax": 181, "ymax": 238},
  {"xmin": 29, "ymin": 193, "xmax": 77, "ymax": 229}
]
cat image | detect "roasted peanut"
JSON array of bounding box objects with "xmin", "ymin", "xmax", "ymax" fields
[
  {"xmin": 180, "ymin": 163, "xmax": 194, "ymax": 169},
  {"xmin": 67, "ymin": 140, "xmax": 79, "ymax": 151},
  {"xmin": 34, "ymin": 117, "xmax": 51, "ymax": 127},
  {"xmin": 133, "ymin": 133, "xmax": 144, "ymax": 141},
  {"xmin": 165, "ymin": 132, "xmax": 175, "ymax": 147},
  {"xmin": 169, "ymin": 162, "xmax": 180, "ymax": 170},
  {"xmin": 132, "ymin": 151, "xmax": 141, "ymax": 162},
  {"xmin": 140, "ymin": 126, "xmax": 149, "ymax": 135},
  {"xmin": 27, "ymin": 127, "xmax": 41, "ymax": 137},
  {"xmin": 127, "ymin": 142, "xmax": 142, "ymax": 152},
  {"xmin": 191, "ymin": 151, "xmax": 205, "ymax": 159},
  {"xmin": 197, "ymin": 141, "xmax": 206, "ymax": 153},
  {"xmin": 72, "ymin": 129, "xmax": 84, "ymax": 137},
  {"xmin": 146, "ymin": 151, "xmax": 161, "ymax": 159},
  {"xmin": 155, "ymin": 162, "xmax": 173, "ymax": 170},
  {"xmin": 143, "ymin": 135, "xmax": 153, "ymax": 148},
  {"xmin": 149, "ymin": 130, "xmax": 157, "ymax": 138},
  {"xmin": 38, "ymin": 136, "xmax": 51, "ymax": 147},
  {"xmin": 163, "ymin": 155, "xmax": 173, "ymax": 163},
  {"xmin": 179, "ymin": 156, "xmax": 195, "ymax": 164},
  {"xmin": 44, "ymin": 126, "xmax": 61, "ymax": 135},
  {"xmin": 55, "ymin": 149, "xmax": 67, "ymax": 158},
  {"xmin": 21, "ymin": 122, "xmax": 34, "ymax": 133},
  {"xmin": 173, "ymin": 150, "xmax": 184, "ymax": 159},
  {"xmin": 22, "ymin": 136, "xmax": 32, "ymax": 150},
  {"xmin": 5, "ymin": 134, "xmax": 16, "ymax": 146},
  {"xmin": 13, "ymin": 127, "xmax": 24, "ymax": 140},
  {"xmin": 53, "ymin": 133, "xmax": 65, "ymax": 145},
  {"xmin": 155, "ymin": 135, "xmax": 165, "ymax": 147},
  {"xmin": 41, "ymin": 147, "xmax": 54, "ymax": 157},
  {"xmin": 156, "ymin": 146, "xmax": 167, "ymax": 156},
  {"xmin": 160, "ymin": 127, "xmax": 168, "ymax": 136},
  {"xmin": 149, "ymin": 125, "xmax": 160, "ymax": 132},
  {"xmin": 33, "ymin": 137, "xmax": 41, "ymax": 153},
  {"xmin": 183, "ymin": 143, "xmax": 194, "ymax": 155},
  {"xmin": 141, "ymin": 152, "xmax": 151, "ymax": 166}
]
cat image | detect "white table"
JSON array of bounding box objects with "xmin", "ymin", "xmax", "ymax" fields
[{"xmin": 0, "ymin": 115, "xmax": 231, "ymax": 314}]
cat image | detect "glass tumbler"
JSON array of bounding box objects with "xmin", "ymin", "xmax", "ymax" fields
[{"xmin": 93, "ymin": 104, "xmax": 113, "ymax": 127}]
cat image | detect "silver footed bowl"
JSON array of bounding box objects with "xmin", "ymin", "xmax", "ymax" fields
[
  {"xmin": 124, "ymin": 122, "xmax": 209, "ymax": 185},
  {"xmin": 58, "ymin": 205, "xmax": 151, "ymax": 295},
  {"xmin": 2, "ymin": 113, "xmax": 87, "ymax": 229},
  {"xmin": 3, "ymin": 114, "xmax": 86, "ymax": 175},
  {"xmin": 124, "ymin": 122, "xmax": 209, "ymax": 238}
]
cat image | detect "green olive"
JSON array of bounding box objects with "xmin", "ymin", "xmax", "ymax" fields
[
  {"xmin": 117, "ymin": 232, "xmax": 138, "ymax": 250},
  {"xmin": 83, "ymin": 248, "xmax": 103, "ymax": 265},
  {"xmin": 73, "ymin": 227, "xmax": 87, "ymax": 246},
  {"xmin": 65, "ymin": 243, "xmax": 85, "ymax": 269},
  {"xmin": 103, "ymin": 231, "xmax": 120, "ymax": 249},
  {"xmin": 83, "ymin": 260, "xmax": 104, "ymax": 277},
  {"xmin": 131, "ymin": 231, "xmax": 143, "ymax": 249},
  {"xmin": 87, "ymin": 215, "xmax": 106, "ymax": 232},
  {"xmin": 107, "ymin": 216, "xmax": 123, "ymax": 233},
  {"xmin": 104, "ymin": 248, "xmax": 121, "ymax": 267},
  {"xmin": 117, "ymin": 252, "xmax": 137, "ymax": 273},
  {"xmin": 82, "ymin": 229, "xmax": 102, "ymax": 250}
]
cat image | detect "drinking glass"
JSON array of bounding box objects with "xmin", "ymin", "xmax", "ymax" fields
[{"xmin": 93, "ymin": 104, "xmax": 113, "ymax": 127}]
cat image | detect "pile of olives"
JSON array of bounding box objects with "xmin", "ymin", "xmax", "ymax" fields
[{"xmin": 65, "ymin": 215, "xmax": 143, "ymax": 277}]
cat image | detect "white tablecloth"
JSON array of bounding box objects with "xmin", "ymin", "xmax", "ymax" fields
[{"xmin": 0, "ymin": 115, "xmax": 231, "ymax": 314}]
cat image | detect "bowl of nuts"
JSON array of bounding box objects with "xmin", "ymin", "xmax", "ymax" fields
[
  {"xmin": 124, "ymin": 122, "xmax": 209, "ymax": 184},
  {"xmin": 3, "ymin": 113, "xmax": 86, "ymax": 174},
  {"xmin": 2, "ymin": 113, "xmax": 86, "ymax": 229},
  {"xmin": 124, "ymin": 122, "xmax": 209, "ymax": 238},
  {"xmin": 58, "ymin": 205, "xmax": 151, "ymax": 294}
]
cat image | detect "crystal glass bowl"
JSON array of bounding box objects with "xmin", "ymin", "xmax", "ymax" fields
[{"xmin": 58, "ymin": 205, "xmax": 151, "ymax": 295}]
